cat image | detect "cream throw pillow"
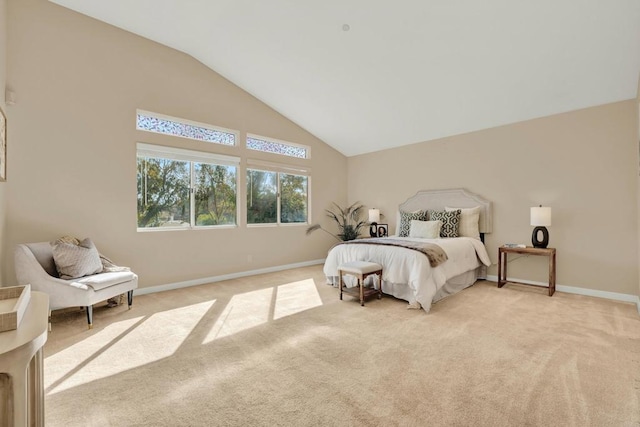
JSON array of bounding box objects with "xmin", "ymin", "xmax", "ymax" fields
[
  {"xmin": 398, "ymin": 210, "xmax": 427, "ymax": 237},
  {"xmin": 409, "ymin": 220, "xmax": 442, "ymax": 239},
  {"xmin": 445, "ymin": 206, "xmax": 481, "ymax": 240},
  {"xmin": 52, "ymin": 237, "xmax": 103, "ymax": 279}
]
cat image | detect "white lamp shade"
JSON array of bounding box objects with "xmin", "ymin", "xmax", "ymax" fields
[
  {"xmin": 530, "ymin": 206, "xmax": 551, "ymax": 226},
  {"xmin": 368, "ymin": 208, "xmax": 380, "ymax": 223}
]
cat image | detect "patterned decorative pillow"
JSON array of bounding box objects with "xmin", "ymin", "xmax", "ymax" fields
[
  {"xmin": 445, "ymin": 206, "xmax": 481, "ymax": 239},
  {"xmin": 428, "ymin": 210, "xmax": 461, "ymax": 238},
  {"xmin": 398, "ymin": 210, "xmax": 427, "ymax": 237},
  {"xmin": 52, "ymin": 237, "xmax": 103, "ymax": 280}
]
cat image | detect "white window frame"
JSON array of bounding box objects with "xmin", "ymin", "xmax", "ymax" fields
[
  {"xmin": 137, "ymin": 143, "xmax": 240, "ymax": 231},
  {"xmin": 246, "ymin": 133, "xmax": 311, "ymax": 159},
  {"xmin": 136, "ymin": 109, "xmax": 239, "ymax": 147},
  {"xmin": 246, "ymin": 159, "xmax": 311, "ymax": 227}
]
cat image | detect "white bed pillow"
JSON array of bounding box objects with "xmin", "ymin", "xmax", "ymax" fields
[
  {"xmin": 398, "ymin": 210, "xmax": 427, "ymax": 237},
  {"xmin": 445, "ymin": 206, "xmax": 481, "ymax": 240},
  {"xmin": 409, "ymin": 220, "xmax": 442, "ymax": 239}
]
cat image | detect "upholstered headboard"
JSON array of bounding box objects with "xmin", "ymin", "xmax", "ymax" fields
[{"xmin": 396, "ymin": 188, "xmax": 493, "ymax": 235}]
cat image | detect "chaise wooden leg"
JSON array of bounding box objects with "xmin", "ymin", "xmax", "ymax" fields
[
  {"xmin": 127, "ymin": 290, "xmax": 134, "ymax": 309},
  {"xmin": 86, "ymin": 305, "xmax": 93, "ymax": 330}
]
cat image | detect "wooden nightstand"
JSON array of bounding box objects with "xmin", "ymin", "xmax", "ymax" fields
[{"xmin": 498, "ymin": 246, "xmax": 556, "ymax": 296}]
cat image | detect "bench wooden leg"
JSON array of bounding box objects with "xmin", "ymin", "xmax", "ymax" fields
[{"xmin": 86, "ymin": 305, "xmax": 93, "ymax": 330}]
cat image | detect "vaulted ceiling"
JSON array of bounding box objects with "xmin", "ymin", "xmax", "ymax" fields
[{"xmin": 50, "ymin": 0, "xmax": 640, "ymax": 157}]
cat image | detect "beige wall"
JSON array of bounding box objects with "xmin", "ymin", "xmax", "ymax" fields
[
  {"xmin": 5, "ymin": 0, "xmax": 347, "ymax": 288},
  {"xmin": 349, "ymin": 101, "xmax": 638, "ymax": 295},
  {"xmin": 0, "ymin": 0, "xmax": 7, "ymax": 285}
]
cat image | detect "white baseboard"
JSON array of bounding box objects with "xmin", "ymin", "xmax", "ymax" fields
[
  {"xmin": 134, "ymin": 259, "xmax": 326, "ymax": 296},
  {"xmin": 486, "ymin": 275, "xmax": 640, "ymax": 310}
]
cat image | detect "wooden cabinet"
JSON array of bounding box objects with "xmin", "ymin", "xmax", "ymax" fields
[{"xmin": 0, "ymin": 292, "xmax": 49, "ymax": 426}]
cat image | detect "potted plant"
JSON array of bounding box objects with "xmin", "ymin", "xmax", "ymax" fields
[{"xmin": 306, "ymin": 202, "xmax": 367, "ymax": 241}]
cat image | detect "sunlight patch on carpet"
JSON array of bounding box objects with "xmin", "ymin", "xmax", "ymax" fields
[
  {"xmin": 203, "ymin": 288, "xmax": 272, "ymax": 343},
  {"xmin": 203, "ymin": 278, "xmax": 323, "ymax": 343},
  {"xmin": 45, "ymin": 300, "xmax": 215, "ymax": 395},
  {"xmin": 273, "ymin": 279, "xmax": 322, "ymax": 320},
  {"xmin": 45, "ymin": 316, "xmax": 143, "ymax": 392}
]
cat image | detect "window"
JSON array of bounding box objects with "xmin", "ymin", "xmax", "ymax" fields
[
  {"xmin": 279, "ymin": 173, "xmax": 309, "ymax": 223},
  {"xmin": 246, "ymin": 170, "xmax": 277, "ymax": 224},
  {"xmin": 137, "ymin": 157, "xmax": 190, "ymax": 228},
  {"xmin": 194, "ymin": 163, "xmax": 237, "ymax": 226},
  {"xmin": 137, "ymin": 143, "xmax": 239, "ymax": 230},
  {"xmin": 246, "ymin": 160, "xmax": 309, "ymax": 225},
  {"xmin": 137, "ymin": 110, "xmax": 237, "ymax": 146},
  {"xmin": 246, "ymin": 134, "xmax": 309, "ymax": 159}
]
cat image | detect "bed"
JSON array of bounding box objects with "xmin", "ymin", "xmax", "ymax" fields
[{"xmin": 323, "ymin": 188, "xmax": 492, "ymax": 312}]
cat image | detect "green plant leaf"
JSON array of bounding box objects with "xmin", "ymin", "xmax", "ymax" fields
[{"xmin": 306, "ymin": 201, "xmax": 366, "ymax": 241}]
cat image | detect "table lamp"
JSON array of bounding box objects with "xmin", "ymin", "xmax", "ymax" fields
[
  {"xmin": 530, "ymin": 205, "xmax": 551, "ymax": 248},
  {"xmin": 368, "ymin": 208, "xmax": 380, "ymax": 237}
]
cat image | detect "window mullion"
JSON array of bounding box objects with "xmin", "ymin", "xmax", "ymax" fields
[
  {"xmin": 143, "ymin": 158, "xmax": 148, "ymax": 206},
  {"xmin": 190, "ymin": 162, "xmax": 196, "ymax": 228},
  {"xmin": 277, "ymin": 173, "xmax": 281, "ymax": 225}
]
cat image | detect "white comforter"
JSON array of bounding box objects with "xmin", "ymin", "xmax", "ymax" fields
[{"xmin": 323, "ymin": 237, "xmax": 491, "ymax": 312}]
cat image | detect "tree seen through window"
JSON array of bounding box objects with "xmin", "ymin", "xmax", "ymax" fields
[
  {"xmin": 246, "ymin": 169, "xmax": 308, "ymax": 225},
  {"xmin": 137, "ymin": 156, "xmax": 237, "ymax": 228}
]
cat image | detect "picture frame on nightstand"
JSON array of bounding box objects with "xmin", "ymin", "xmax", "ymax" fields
[{"xmin": 373, "ymin": 224, "xmax": 388, "ymax": 237}]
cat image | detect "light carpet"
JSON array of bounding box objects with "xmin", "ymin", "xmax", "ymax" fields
[{"xmin": 43, "ymin": 265, "xmax": 640, "ymax": 426}]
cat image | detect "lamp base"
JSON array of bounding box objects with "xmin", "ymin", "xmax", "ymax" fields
[
  {"xmin": 531, "ymin": 226, "xmax": 549, "ymax": 248},
  {"xmin": 369, "ymin": 223, "xmax": 378, "ymax": 238}
]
